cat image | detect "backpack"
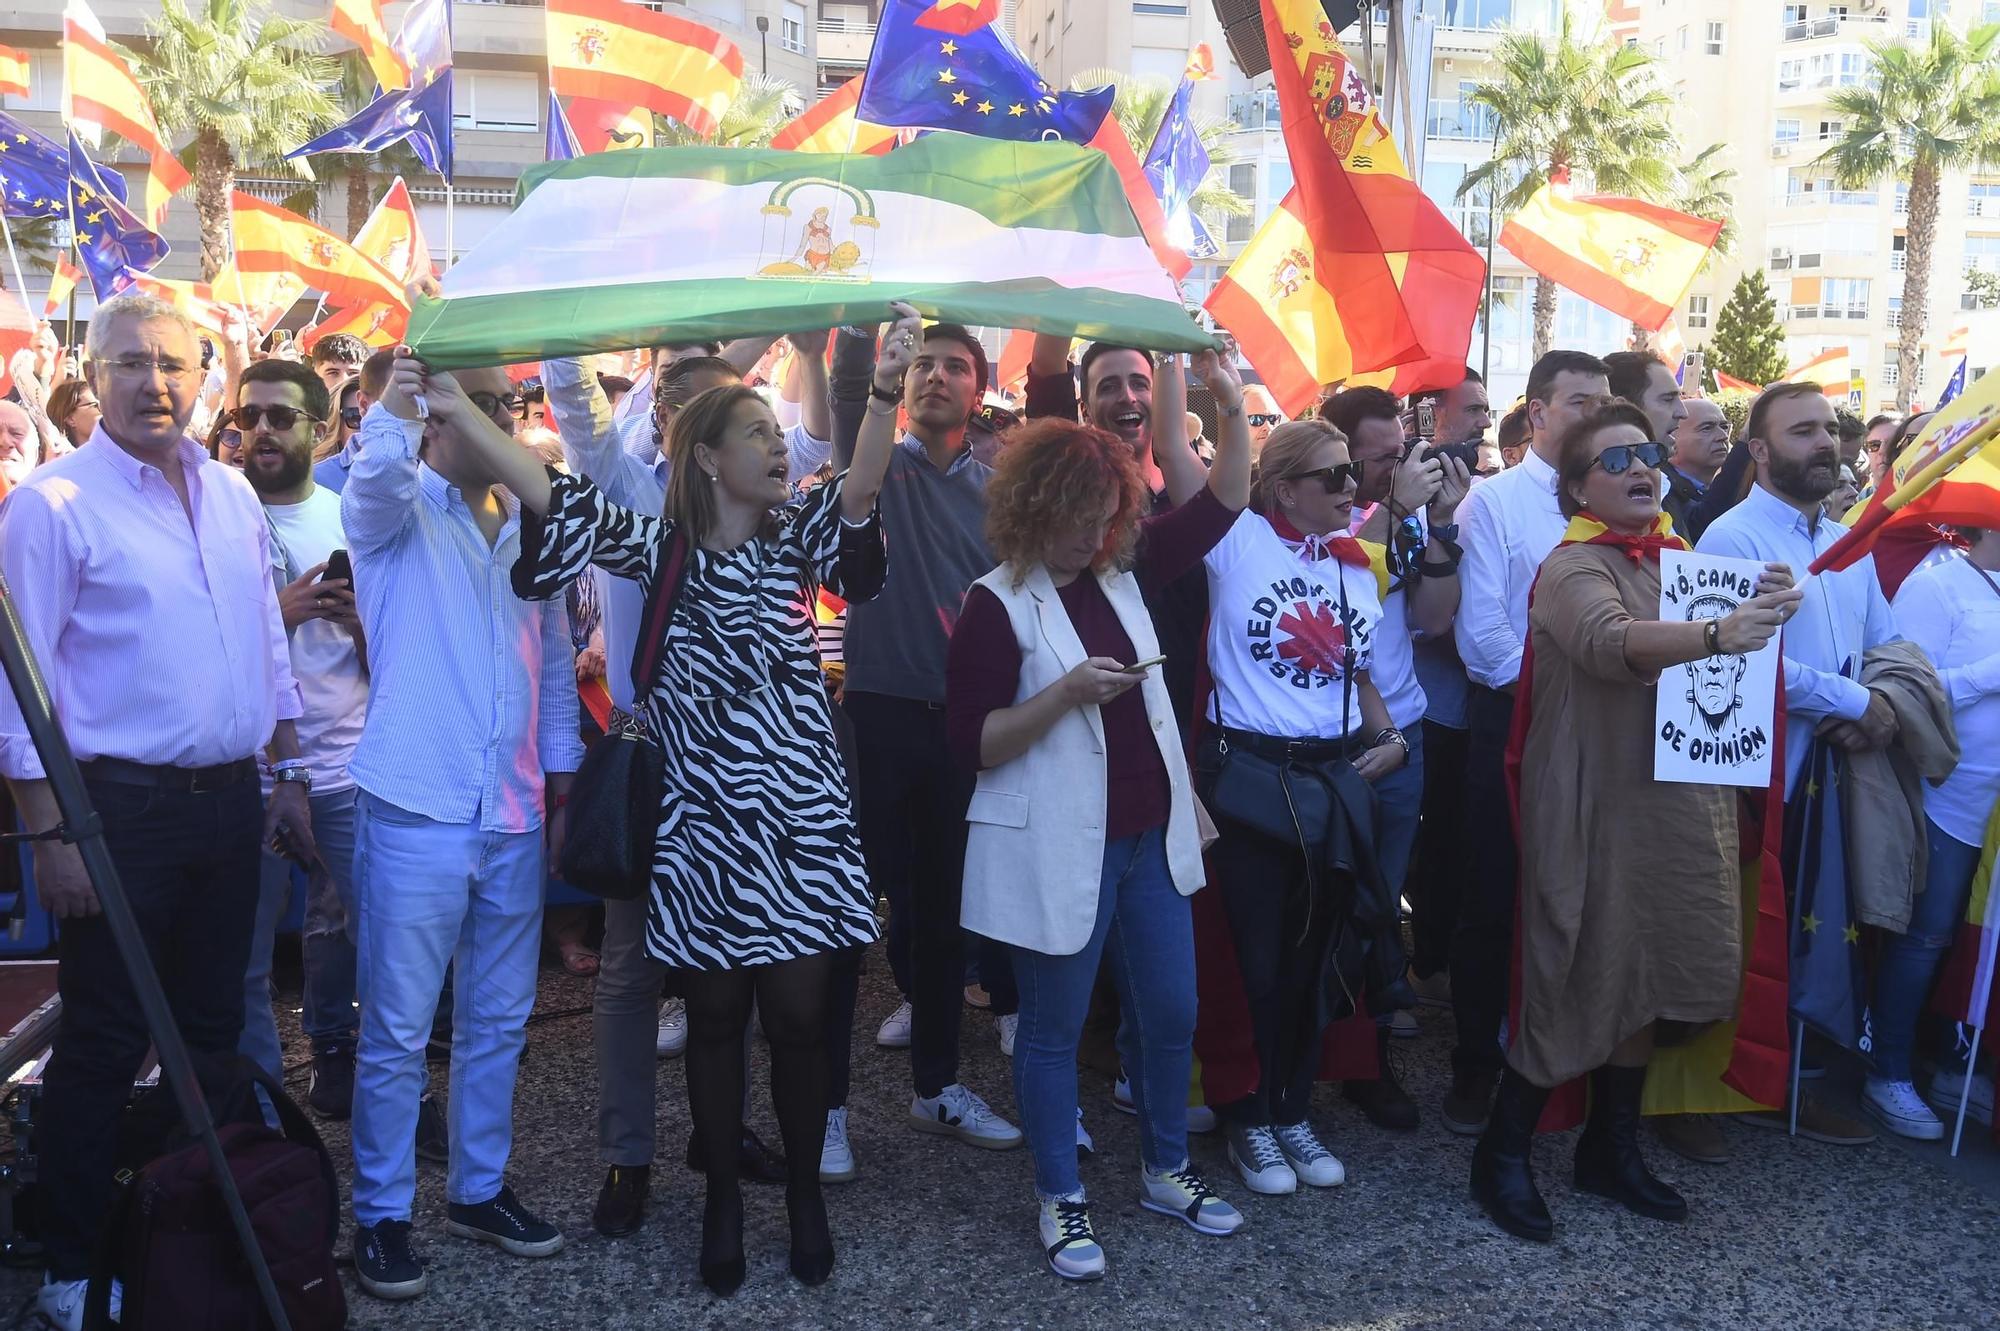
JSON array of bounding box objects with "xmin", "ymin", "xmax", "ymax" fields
[{"xmin": 85, "ymin": 1055, "xmax": 347, "ymax": 1331}]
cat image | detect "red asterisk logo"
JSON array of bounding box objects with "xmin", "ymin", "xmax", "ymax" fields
[{"xmin": 1275, "ymin": 601, "xmax": 1346, "ymax": 676}]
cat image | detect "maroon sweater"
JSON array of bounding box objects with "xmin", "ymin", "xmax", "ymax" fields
[{"xmin": 945, "ymin": 486, "xmax": 1237, "ymax": 840}]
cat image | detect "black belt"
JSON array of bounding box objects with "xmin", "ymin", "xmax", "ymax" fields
[
  {"xmin": 1217, "ymin": 726, "xmax": 1362, "ymax": 764},
  {"xmin": 80, "ymin": 757, "xmax": 258, "ymax": 794}
]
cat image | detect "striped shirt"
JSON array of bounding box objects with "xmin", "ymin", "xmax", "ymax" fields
[
  {"xmin": 0, "ymin": 428, "xmax": 302, "ymax": 777},
  {"xmin": 340, "ymin": 406, "xmax": 582, "ymax": 832}
]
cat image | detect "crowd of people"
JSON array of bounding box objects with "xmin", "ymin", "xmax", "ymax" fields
[{"xmin": 0, "ymin": 288, "xmax": 1993, "ymax": 1327}]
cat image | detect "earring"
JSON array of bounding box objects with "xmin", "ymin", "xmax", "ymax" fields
[
  {"xmin": 706, "ymin": 471, "xmax": 718, "ymax": 482},
  {"xmin": 1578, "ymin": 497, "xmax": 1589, "ymax": 509}
]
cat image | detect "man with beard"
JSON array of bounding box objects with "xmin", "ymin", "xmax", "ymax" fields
[
  {"xmin": 1025, "ymin": 334, "xmax": 1209, "ymax": 503},
  {"xmin": 1693, "ymin": 379, "xmax": 1894, "ymax": 1155},
  {"xmin": 234, "ymin": 359, "xmax": 371, "ymax": 1118}
]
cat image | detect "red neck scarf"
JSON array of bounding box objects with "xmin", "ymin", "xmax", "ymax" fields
[
  {"xmin": 1562, "ymin": 512, "xmax": 1688, "ymax": 564},
  {"xmin": 1268, "ymin": 511, "xmax": 1369, "ymax": 568}
]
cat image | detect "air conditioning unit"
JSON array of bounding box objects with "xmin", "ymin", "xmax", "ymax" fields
[
  {"xmin": 1442, "ymin": 58, "xmax": 1454, "ymax": 71},
  {"xmin": 1772, "ymin": 143, "xmax": 1793, "ymax": 158}
]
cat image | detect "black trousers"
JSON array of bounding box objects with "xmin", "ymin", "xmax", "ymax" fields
[
  {"xmin": 1408, "ymin": 719, "xmax": 1471, "ymax": 979},
  {"xmin": 843, "ymin": 691, "xmax": 974, "ymax": 1098},
  {"xmin": 1450, "ymin": 685, "xmax": 1520, "ymax": 1079},
  {"xmin": 40, "ymin": 773, "xmax": 263, "ymax": 1279}
]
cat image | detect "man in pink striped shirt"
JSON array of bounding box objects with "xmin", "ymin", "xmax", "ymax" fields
[{"xmin": 0, "ymin": 293, "xmax": 314, "ymax": 1331}]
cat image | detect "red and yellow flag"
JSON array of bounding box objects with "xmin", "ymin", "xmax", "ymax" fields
[
  {"xmin": 212, "ymin": 262, "xmax": 309, "ymax": 337},
  {"xmin": 0, "ymin": 44, "xmax": 29, "ymax": 100},
  {"xmin": 330, "ymin": 0, "xmax": 409, "ymax": 92},
  {"xmin": 122, "ymin": 274, "xmax": 230, "ymax": 339},
  {"xmin": 63, "ymin": 0, "xmax": 189, "ymax": 226},
  {"xmin": 912, "ymin": 0, "xmax": 1001, "ymax": 35},
  {"xmin": 229, "ymin": 192, "xmax": 407, "ymax": 312},
  {"xmin": 1786, "ymin": 345, "xmax": 1852, "ymax": 398},
  {"xmin": 302, "ymin": 299, "xmax": 407, "ymax": 351},
  {"xmin": 546, "ymin": 0, "xmax": 742, "ymax": 141},
  {"xmin": 771, "ymin": 78, "xmax": 896, "ymax": 156},
  {"xmin": 1204, "ymin": 0, "xmax": 1482, "ymax": 413},
  {"xmin": 1715, "ymin": 369, "xmax": 1759, "ymax": 394},
  {"xmin": 42, "ymin": 258, "xmax": 81, "ymax": 319},
  {"xmin": 1498, "ymin": 174, "xmax": 1723, "ymax": 331},
  {"xmin": 565, "ymin": 96, "xmax": 654, "ymax": 153},
  {"xmin": 351, "ymin": 177, "xmax": 433, "ymax": 285}
]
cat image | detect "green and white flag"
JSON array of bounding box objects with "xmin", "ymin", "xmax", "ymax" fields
[{"xmin": 404, "ymin": 135, "xmax": 1212, "ymax": 368}]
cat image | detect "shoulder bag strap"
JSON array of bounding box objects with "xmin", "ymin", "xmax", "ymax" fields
[{"xmin": 630, "ymin": 524, "xmax": 693, "ymax": 700}]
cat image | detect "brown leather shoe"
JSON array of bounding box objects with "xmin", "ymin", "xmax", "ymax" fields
[
  {"xmin": 1744, "ymin": 1094, "xmax": 1878, "ymax": 1146},
  {"xmin": 1653, "ymin": 1113, "xmax": 1731, "ymax": 1164},
  {"xmin": 1442, "ymin": 1070, "xmax": 1497, "ymax": 1136}
]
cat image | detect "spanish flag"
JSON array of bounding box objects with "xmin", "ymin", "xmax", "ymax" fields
[
  {"xmin": 1786, "ymin": 345, "xmax": 1852, "ymax": 398},
  {"xmin": 122, "ymin": 274, "xmax": 230, "ymax": 339},
  {"xmin": 546, "ymin": 0, "xmax": 742, "ymax": 142},
  {"xmin": 0, "ymin": 44, "xmax": 29, "ymax": 100},
  {"xmin": 302, "ymin": 298, "xmax": 408, "ymax": 350},
  {"xmin": 771, "ymin": 78, "xmax": 896, "ymax": 156},
  {"xmin": 351, "ymin": 176, "xmax": 433, "ymax": 285},
  {"xmin": 1203, "ymin": 0, "xmax": 1482, "ymax": 413},
  {"xmin": 330, "ymin": 0, "xmax": 408, "ymax": 92},
  {"xmin": 1498, "ymin": 174, "xmax": 1722, "ymax": 331},
  {"xmin": 229, "ymin": 191, "xmax": 407, "ymax": 312},
  {"xmin": 42, "ymin": 257, "xmax": 81, "ymax": 319},
  {"xmin": 565, "ymin": 96, "xmax": 654, "ymax": 153},
  {"xmin": 211, "ymin": 262, "xmax": 308, "ymax": 336},
  {"xmin": 63, "ymin": 0, "xmax": 189, "ymax": 226},
  {"xmin": 1714, "ymin": 369, "xmax": 1759, "ymax": 394}
]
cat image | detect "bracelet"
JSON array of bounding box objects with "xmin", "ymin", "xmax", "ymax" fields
[
  {"xmin": 1705, "ymin": 619, "xmax": 1723, "ymax": 656},
  {"xmin": 1418, "ymin": 556, "xmax": 1460, "ymax": 578},
  {"xmin": 1373, "ymin": 727, "xmax": 1409, "ymax": 755}
]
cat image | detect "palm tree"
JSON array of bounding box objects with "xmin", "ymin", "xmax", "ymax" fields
[
  {"xmin": 124, "ymin": 0, "xmax": 340, "ymax": 279},
  {"xmin": 655, "ymin": 74, "xmax": 806, "ymax": 149},
  {"xmin": 1071, "ymin": 69, "xmax": 1252, "ymax": 224},
  {"xmin": 1458, "ymin": 13, "xmax": 1677, "ymax": 360},
  {"xmin": 1816, "ymin": 22, "xmax": 2000, "ymax": 411},
  {"xmin": 1632, "ymin": 142, "xmax": 1738, "ymax": 350}
]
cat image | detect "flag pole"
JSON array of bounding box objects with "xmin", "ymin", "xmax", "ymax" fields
[
  {"xmin": 1787, "ymin": 1018, "xmax": 1804, "ymax": 1136},
  {"xmin": 1480, "ymin": 121, "xmax": 1498, "ymax": 382},
  {"xmin": 442, "ymin": 173, "xmax": 454, "ymax": 270},
  {"xmin": 1949, "ymin": 1026, "xmax": 1978, "ymax": 1156},
  {"xmin": 0, "ymin": 209, "xmax": 33, "ymax": 316}
]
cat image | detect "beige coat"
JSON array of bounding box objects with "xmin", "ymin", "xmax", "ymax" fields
[{"xmin": 1843, "ymin": 640, "xmax": 1959, "ymax": 933}]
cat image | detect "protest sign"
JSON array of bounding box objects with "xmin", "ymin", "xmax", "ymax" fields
[{"xmin": 1654, "ymin": 549, "xmax": 1778, "ymax": 789}]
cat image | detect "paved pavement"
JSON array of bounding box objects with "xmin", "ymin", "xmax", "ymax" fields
[{"xmin": 9, "ymin": 946, "xmax": 2000, "ymax": 1330}]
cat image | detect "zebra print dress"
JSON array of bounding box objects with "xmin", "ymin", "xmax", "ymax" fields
[{"xmin": 517, "ymin": 469, "xmax": 886, "ymax": 969}]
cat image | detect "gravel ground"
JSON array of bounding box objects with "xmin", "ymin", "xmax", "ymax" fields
[{"xmin": 8, "ymin": 942, "xmax": 2000, "ymax": 1331}]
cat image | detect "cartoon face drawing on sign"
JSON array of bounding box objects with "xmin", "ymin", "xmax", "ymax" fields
[{"xmin": 1683, "ymin": 592, "xmax": 1747, "ymax": 734}]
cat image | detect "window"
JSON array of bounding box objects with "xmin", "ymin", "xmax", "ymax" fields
[
  {"xmin": 1838, "ymin": 52, "xmax": 1870, "ymax": 87},
  {"xmin": 451, "ymin": 70, "xmax": 538, "ymax": 132},
  {"xmin": 1971, "ymin": 180, "xmax": 2000, "ymax": 218},
  {"xmin": 1775, "ymin": 119, "xmax": 1801, "ymax": 144},
  {"xmin": 685, "ymin": 0, "xmax": 746, "ymax": 22},
  {"xmin": 1686, "ymin": 294, "xmax": 1711, "ymax": 329},
  {"xmin": 1887, "ymin": 296, "xmax": 1904, "ymax": 331},
  {"xmin": 1705, "ymin": 20, "xmax": 1724, "ymax": 55},
  {"xmin": 1130, "ymin": 46, "xmax": 1187, "ymax": 81},
  {"xmin": 1678, "ymin": 25, "xmax": 1688, "ymax": 51},
  {"xmin": 1782, "ymin": 3, "xmax": 1808, "ymax": 21},
  {"xmin": 2, "ymin": 50, "xmax": 61, "ymax": 113},
  {"xmin": 1816, "ymin": 119, "xmax": 1843, "ymax": 142},
  {"xmin": 780, "ymin": 1, "xmax": 808, "ymax": 54},
  {"xmin": 1966, "ymin": 233, "xmax": 2000, "ymax": 274},
  {"xmin": 1778, "ymin": 59, "xmax": 1802, "ymax": 93},
  {"xmin": 821, "ymin": 3, "xmax": 868, "ymax": 28},
  {"xmin": 1824, "ymin": 276, "xmax": 1871, "ymax": 319},
  {"xmin": 1133, "ymin": 1, "xmax": 1189, "ymax": 12},
  {"xmin": 1226, "ymin": 164, "xmax": 1256, "ymax": 244}
]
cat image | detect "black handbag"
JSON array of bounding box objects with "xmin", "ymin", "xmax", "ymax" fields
[{"xmin": 555, "ymin": 527, "xmax": 691, "ymax": 900}]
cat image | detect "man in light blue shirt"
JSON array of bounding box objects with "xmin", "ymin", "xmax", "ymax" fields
[{"xmin": 341, "ymin": 362, "xmax": 583, "ymax": 1303}]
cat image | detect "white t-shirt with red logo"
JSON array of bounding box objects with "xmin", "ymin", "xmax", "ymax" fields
[{"xmin": 1203, "ymin": 509, "xmax": 1383, "ymax": 740}]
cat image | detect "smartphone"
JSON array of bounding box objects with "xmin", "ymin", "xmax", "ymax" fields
[
  {"xmin": 321, "ymin": 548, "xmax": 352, "ymax": 587},
  {"xmin": 1123, "ymin": 654, "xmax": 1168, "ymax": 675}
]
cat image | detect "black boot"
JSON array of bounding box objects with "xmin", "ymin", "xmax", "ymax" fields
[
  {"xmin": 787, "ymin": 1183, "xmax": 834, "ymax": 1286},
  {"xmin": 698, "ymin": 1183, "xmax": 745, "ymax": 1296},
  {"xmin": 1574, "ymin": 1064, "xmax": 1688, "ymax": 1222},
  {"xmin": 1343, "ymin": 1025, "xmax": 1420, "ymax": 1131},
  {"xmin": 1469, "ymin": 1067, "xmax": 1554, "ymax": 1242}
]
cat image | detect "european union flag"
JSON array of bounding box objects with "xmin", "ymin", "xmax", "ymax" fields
[
  {"xmin": 857, "ymin": 0, "xmax": 1112, "ymax": 145},
  {"xmin": 1785, "ymin": 729, "xmax": 1866, "ymax": 1049},
  {"xmin": 288, "ymin": 0, "xmax": 453, "ymax": 180},
  {"xmin": 68, "ymin": 130, "xmax": 167, "ymax": 300},
  {"xmin": 1142, "ymin": 75, "xmax": 1208, "ymax": 223},
  {"xmin": 1939, "ymin": 356, "xmax": 1968, "ymax": 407},
  {"xmin": 546, "ymin": 90, "xmax": 582, "ymax": 163},
  {"xmin": 0, "ymin": 113, "xmax": 75, "ymax": 222}
]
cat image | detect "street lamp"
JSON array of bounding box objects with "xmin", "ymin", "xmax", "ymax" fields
[{"xmin": 756, "ymin": 15, "xmax": 769, "ymax": 75}]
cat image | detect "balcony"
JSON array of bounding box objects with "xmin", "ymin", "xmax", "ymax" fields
[
  {"xmin": 1226, "ymin": 90, "xmax": 1281, "ymax": 132},
  {"xmin": 1781, "ymin": 17, "xmax": 1841, "ymax": 42},
  {"xmin": 1425, "ymin": 101, "xmax": 1499, "ymax": 142},
  {"xmin": 817, "ymin": 17, "xmax": 875, "ymax": 65},
  {"xmin": 1892, "ymin": 250, "xmax": 1906, "ymax": 272},
  {"xmin": 1776, "ymin": 189, "xmax": 1879, "ymax": 208}
]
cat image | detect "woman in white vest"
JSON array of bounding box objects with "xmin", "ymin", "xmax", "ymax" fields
[{"xmin": 945, "ymin": 351, "xmax": 1250, "ymax": 1282}]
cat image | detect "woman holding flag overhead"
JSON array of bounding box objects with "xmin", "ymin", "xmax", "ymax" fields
[
  {"xmin": 381, "ymin": 304, "xmax": 906, "ymax": 1297},
  {"xmin": 1473, "ymin": 396, "xmax": 1800, "ymax": 1244}
]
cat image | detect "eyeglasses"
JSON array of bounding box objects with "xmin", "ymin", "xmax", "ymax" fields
[
  {"xmin": 470, "ymin": 390, "xmax": 526, "ymax": 420},
  {"xmin": 228, "ymin": 404, "xmax": 322, "ymax": 432},
  {"xmin": 1291, "ymin": 461, "xmax": 1364, "ymax": 493},
  {"xmin": 1587, "ymin": 441, "xmax": 1671, "ymax": 476},
  {"xmin": 1247, "ymin": 413, "xmax": 1282, "ymax": 427},
  {"xmin": 339, "ymin": 405, "xmax": 363, "ymax": 429},
  {"xmin": 95, "ymin": 355, "xmax": 198, "ymax": 383},
  {"xmin": 215, "ymin": 427, "xmax": 242, "ymax": 455}
]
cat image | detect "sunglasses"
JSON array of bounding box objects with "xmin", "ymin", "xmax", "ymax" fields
[
  {"xmin": 1291, "ymin": 461, "xmax": 1364, "ymax": 493},
  {"xmin": 470, "ymin": 390, "xmax": 526, "ymax": 420},
  {"xmin": 340, "ymin": 405, "xmax": 363, "ymax": 429},
  {"xmin": 1247, "ymin": 413, "xmax": 1282, "ymax": 427},
  {"xmin": 1588, "ymin": 441, "xmax": 1671, "ymax": 476},
  {"xmin": 228, "ymin": 404, "xmax": 322, "ymax": 432}
]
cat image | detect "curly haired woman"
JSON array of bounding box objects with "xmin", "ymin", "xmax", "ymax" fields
[{"xmin": 945, "ymin": 350, "xmax": 1250, "ymax": 1281}]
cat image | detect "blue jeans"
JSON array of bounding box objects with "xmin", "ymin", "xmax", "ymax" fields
[
  {"xmin": 1870, "ymin": 817, "xmax": 1980, "ymax": 1081},
  {"xmin": 241, "ymin": 787, "xmax": 360, "ymax": 1079},
  {"xmin": 350, "ymin": 792, "xmax": 545, "ymax": 1224},
  {"xmin": 1369, "ymin": 728, "xmax": 1424, "ymax": 1028},
  {"xmin": 1009, "ymin": 828, "xmax": 1195, "ymax": 1199}
]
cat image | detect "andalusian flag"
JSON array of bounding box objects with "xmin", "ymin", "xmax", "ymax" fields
[
  {"xmin": 1786, "ymin": 345, "xmax": 1853, "ymax": 398},
  {"xmin": 330, "ymin": 0, "xmax": 408, "ymax": 91},
  {"xmin": 546, "ymin": 0, "xmax": 742, "ymax": 142},
  {"xmin": 0, "ymin": 44, "xmax": 29, "ymax": 99},
  {"xmin": 771, "ymin": 77, "xmax": 897, "ymax": 156},
  {"xmin": 1498, "ymin": 174, "xmax": 1721, "ymax": 330},
  {"xmin": 62, "ymin": 0, "xmax": 189, "ymax": 225},
  {"xmin": 405, "ymin": 137, "xmax": 1209, "ymax": 369},
  {"xmin": 229, "ymin": 191, "xmax": 408, "ymax": 311}
]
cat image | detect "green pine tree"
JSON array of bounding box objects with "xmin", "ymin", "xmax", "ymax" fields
[{"xmin": 1706, "ymin": 270, "xmax": 1789, "ymax": 387}]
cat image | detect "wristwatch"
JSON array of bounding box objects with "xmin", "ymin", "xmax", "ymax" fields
[
  {"xmin": 868, "ymin": 381, "xmax": 901, "ymax": 407},
  {"xmin": 1705, "ymin": 619, "xmax": 1724, "ymax": 656},
  {"xmin": 273, "ymin": 764, "xmax": 313, "ymax": 792}
]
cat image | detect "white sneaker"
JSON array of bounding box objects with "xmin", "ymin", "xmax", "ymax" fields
[
  {"xmin": 821, "ymin": 1106, "xmax": 857, "ymax": 1183},
  {"xmin": 1075, "ymin": 1107, "xmax": 1094, "ymax": 1157},
  {"xmin": 996, "ymin": 1011, "xmax": 1018, "ymax": 1057},
  {"xmin": 1863, "ymin": 1077, "xmax": 1945, "ymax": 1141},
  {"xmin": 1273, "ymin": 1120, "xmax": 1346, "ymax": 1187},
  {"xmin": 1187, "ymin": 1101, "xmax": 1218, "ymax": 1134},
  {"xmin": 1224, "ymin": 1123, "xmax": 1297, "ymax": 1195},
  {"xmin": 655, "ymin": 997, "xmax": 687, "ymax": 1058},
  {"xmin": 36, "ymin": 1276, "xmax": 118, "ymax": 1331},
  {"xmin": 1115, "ymin": 1073, "xmax": 1218, "ymax": 1133},
  {"xmin": 876, "ymin": 999, "xmax": 913, "ymax": 1049},
  {"xmin": 1388, "ymin": 1009, "xmax": 1420, "ymax": 1039},
  {"xmin": 1112, "ymin": 1075, "xmax": 1136, "ymax": 1115},
  {"xmin": 910, "ymin": 1083, "xmax": 1024, "ymax": 1149},
  {"xmin": 1038, "ymin": 1193, "xmax": 1105, "ymax": 1281},
  {"xmin": 1141, "ymin": 1161, "xmax": 1244, "ymax": 1236},
  {"xmin": 1931, "ymin": 1065, "xmax": 1995, "ymax": 1126}
]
